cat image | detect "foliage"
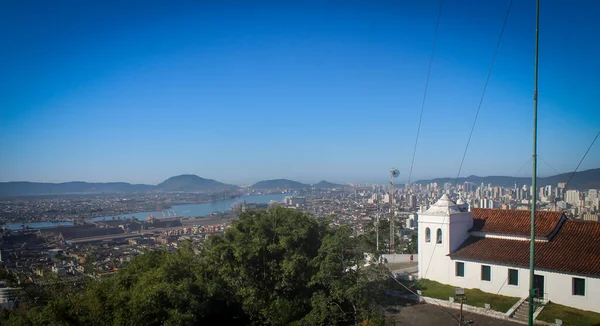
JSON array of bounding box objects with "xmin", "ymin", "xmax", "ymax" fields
[
  {"xmin": 416, "ymin": 279, "xmax": 520, "ymax": 313},
  {"xmin": 537, "ymin": 301, "xmax": 600, "ymax": 326},
  {"xmin": 407, "ymin": 233, "xmax": 418, "ymax": 254},
  {"xmin": 358, "ymin": 219, "xmax": 403, "ymax": 257},
  {"xmin": 1, "ymin": 208, "xmax": 387, "ymax": 326}
]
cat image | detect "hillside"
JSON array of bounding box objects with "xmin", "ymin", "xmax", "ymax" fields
[
  {"xmin": 312, "ymin": 180, "xmax": 346, "ymax": 189},
  {"xmin": 251, "ymin": 179, "xmax": 310, "ymax": 190},
  {"xmin": 414, "ymin": 168, "xmax": 600, "ymax": 190},
  {"xmin": 0, "ymin": 175, "xmax": 239, "ymax": 196},
  {"xmin": 0, "ymin": 181, "xmax": 154, "ymax": 196},
  {"xmin": 157, "ymin": 174, "xmax": 239, "ymax": 192}
]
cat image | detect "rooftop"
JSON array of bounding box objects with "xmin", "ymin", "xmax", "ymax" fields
[
  {"xmin": 450, "ymin": 219, "xmax": 600, "ymax": 276},
  {"xmin": 424, "ymin": 194, "xmax": 468, "ymax": 216},
  {"xmin": 471, "ymin": 208, "xmax": 565, "ymax": 238}
]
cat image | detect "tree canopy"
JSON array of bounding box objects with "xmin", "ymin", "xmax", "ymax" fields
[{"xmin": 1, "ymin": 208, "xmax": 388, "ymax": 326}]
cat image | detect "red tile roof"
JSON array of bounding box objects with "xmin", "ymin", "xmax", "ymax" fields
[
  {"xmin": 471, "ymin": 208, "xmax": 565, "ymax": 237},
  {"xmin": 450, "ymin": 220, "xmax": 600, "ymax": 276}
]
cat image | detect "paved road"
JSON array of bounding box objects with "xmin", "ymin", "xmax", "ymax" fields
[{"xmin": 386, "ymin": 302, "xmax": 522, "ymax": 326}]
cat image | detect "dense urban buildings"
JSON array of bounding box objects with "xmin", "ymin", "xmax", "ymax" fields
[{"xmin": 1, "ymin": 180, "xmax": 599, "ymax": 322}]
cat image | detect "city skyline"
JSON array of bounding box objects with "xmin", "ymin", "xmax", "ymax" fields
[{"xmin": 2, "ymin": 1, "xmax": 599, "ymax": 185}]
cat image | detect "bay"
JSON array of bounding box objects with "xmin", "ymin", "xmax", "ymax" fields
[{"xmin": 5, "ymin": 193, "xmax": 288, "ymax": 230}]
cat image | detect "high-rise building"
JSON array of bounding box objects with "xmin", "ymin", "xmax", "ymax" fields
[
  {"xmin": 493, "ymin": 187, "xmax": 500, "ymax": 199},
  {"xmin": 409, "ymin": 195, "xmax": 417, "ymax": 210},
  {"xmin": 382, "ymin": 193, "xmax": 390, "ymax": 203},
  {"xmin": 444, "ymin": 183, "xmax": 452, "ymax": 192},
  {"xmin": 464, "ymin": 182, "xmax": 473, "ymax": 193},
  {"xmin": 555, "ymin": 187, "xmax": 564, "ymax": 199},
  {"xmin": 514, "ymin": 187, "xmax": 521, "ymax": 200},
  {"xmin": 565, "ymin": 190, "xmax": 581, "ymax": 207}
]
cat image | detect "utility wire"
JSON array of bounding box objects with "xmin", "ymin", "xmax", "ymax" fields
[
  {"xmin": 564, "ymin": 130, "xmax": 600, "ymax": 190},
  {"xmin": 454, "ymin": 0, "xmax": 513, "ymax": 186},
  {"xmin": 407, "ymin": 0, "xmax": 443, "ymax": 186},
  {"xmin": 425, "ymin": 0, "xmax": 513, "ymax": 298},
  {"xmin": 512, "ymin": 157, "xmax": 532, "ymax": 178},
  {"xmin": 538, "ymin": 155, "xmax": 560, "ymax": 175},
  {"xmin": 414, "ymin": 3, "xmax": 514, "ymax": 322}
]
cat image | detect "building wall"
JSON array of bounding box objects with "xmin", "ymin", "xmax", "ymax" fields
[
  {"xmin": 443, "ymin": 259, "xmax": 600, "ymax": 313},
  {"xmin": 417, "ymin": 199, "xmax": 600, "ymax": 313},
  {"xmin": 417, "ymin": 210, "xmax": 472, "ymax": 284}
]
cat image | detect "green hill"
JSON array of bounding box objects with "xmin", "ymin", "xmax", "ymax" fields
[
  {"xmin": 312, "ymin": 180, "xmax": 346, "ymax": 189},
  {"xmin": 251, "ymin": 179, "xmax": 310, "ymax": 190},
  {"xmin": 157, "ymin": 174, "xmax": 239, "ymax": 192}
]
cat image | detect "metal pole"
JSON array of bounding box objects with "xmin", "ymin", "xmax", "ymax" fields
[
  {"xmin": 389, "ymin": 172, "xmax": 395, "ymax": 254},
  {"xmin": 528, "ymin": 0, "xmax": 540, "ymax": 325},
  {"xmin": 460, "ymin": 298, "xmax": 464, "ymax": 325},
  {"xmin": 376, "ymin": 212, "xmax": 379, "ymax": 253}
]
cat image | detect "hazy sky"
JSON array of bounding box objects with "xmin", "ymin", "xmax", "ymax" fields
[{"xmin": 1, "ymin": 0, "xmax": 599, "ymax": 185}]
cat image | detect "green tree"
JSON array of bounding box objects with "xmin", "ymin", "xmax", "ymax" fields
[
  {"xmin": 2, "ymin": 208, "xmax": 387, "ymax": 326},
  {"xmin": 359, "ymin": 219, "xmax": 403, "ymax": 257}
]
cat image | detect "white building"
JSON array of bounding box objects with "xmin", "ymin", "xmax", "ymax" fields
[
  {"xmin": 588, "ymin": 189, "xmax": 598, "ymax": 201},
  {"xmin": 381, "ymin": 193, "xmax": 390, "ymax": 204},
  {"xmin": 405, "ymin": 213, "xmax": 418, "ymax": 230},
  {"xmin": 284, "ymin": 196, "xmax": 305, "ymax": 207},
  {"xmin": 418, "ymin": 194, "xmax": 600, "ymax": 313},
  {"xmin": 565, "ymin": 190, "xmax": 580, "ymax": 207}
]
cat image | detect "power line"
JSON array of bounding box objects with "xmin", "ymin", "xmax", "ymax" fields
[
  {"xmin": 564, "ymin": 130, "xmax": 600, "ymax": 189},
  {"xmin": 407, "ymin": 0, "xmax": 443, "ymax": 186},
  {"xmin": 538, "ymin": 156, "xmax": 560, "ymax": 175},
  {"xmin": 454, "ymin": 0, "xmax": 513, "ymax": 186},
  {"xmin": 512, "ymin": 157, "xmax": 532, "ymax": 178}
]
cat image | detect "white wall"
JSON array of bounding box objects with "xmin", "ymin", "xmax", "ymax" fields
[
  {"xmin": 416, "ymin": 198, "xmax": 600, "ymax": 313},
  {"xmin": 381, "ymin": 254, "xmax": 418, "ymax": 264},
  {"xmin": 418, "ymin": 213, "xmax": 452, "ymax": 284},
  {"xmin": 543, "ymin": 270, "xmax": 600, "ymax": 313},
  {"xmin": 442, "ymin": 260, "xmax": 600, "ymax": 313},
  {"xmin": 417, "ymin": 209, "xmax": 472, "ymax": 284},
  {"xmin": 448, "ymin": 212, "xmax": 473, "ymax": 252}
]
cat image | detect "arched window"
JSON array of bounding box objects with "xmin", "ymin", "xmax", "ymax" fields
[
  {"xmin": 437, "ymin": 228, "xmax": 443, "ymax": 244},
  {"xmin": 425, "ymin": 227, "xmax": 431, "ymax": 243}
]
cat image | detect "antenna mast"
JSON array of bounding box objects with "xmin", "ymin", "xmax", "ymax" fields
[
  {"xmin": 376, "ymin": 188, "xmax": 380, "ymax": 254},
  {"xmin": 389, "ymin": 169, "xmax": 399, "ymax": 254},
  {"xmin": 529, "ymin": 0, "xmax": 540, "ymax": 325}
]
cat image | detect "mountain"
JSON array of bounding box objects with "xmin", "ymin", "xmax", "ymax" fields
[
  {"xmin": 312, "ymin": 180, "xmax": 346, "ymax": 189},
  {"xmin": 414, "ymin": 168, "xmax": 600, "ymax": 190},
  {"xmin": 0, "ymin": 181, "xmax": 154, "ymax": 196},
  {"xmin": 157, "ymin": 175, "xmax": 239, "ymax": 192},
  {"xmin": 251, "ymin": 179, "xmax": 310, "ymax": 190},
  {"xmin": 0, "ymin": 174, "xmax": 238, "ymax": 196}
]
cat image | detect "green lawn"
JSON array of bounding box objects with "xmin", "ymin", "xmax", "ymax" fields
[
  {"xmin": 416, "ymin": 279, "xmax": 520, "ymax": 313},
  {"xmin": 537, "ymin": 302, "xmax": 600, "ymax": 326}
]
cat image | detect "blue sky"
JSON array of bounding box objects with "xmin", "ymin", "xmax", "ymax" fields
[{"xmin": 1, "ymin": 0, "xmax": 599, "ymax": 185}]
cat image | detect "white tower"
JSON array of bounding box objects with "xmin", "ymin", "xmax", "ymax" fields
[{"xmin": 417, "ymin": 194, "xmax": 472, "ymax": 284}]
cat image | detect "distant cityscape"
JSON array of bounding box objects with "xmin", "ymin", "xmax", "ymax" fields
[{"xmin": 1, "ymin": 167, "xmax": 599, "ymax": 308}]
